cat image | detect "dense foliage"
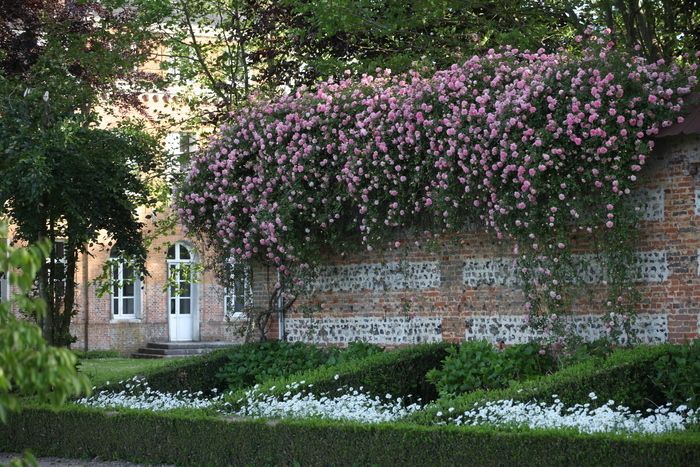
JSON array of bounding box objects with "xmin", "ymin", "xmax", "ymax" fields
[
  {"xmin": 178, "ymin": 33, "xmax": 699, "ymax": 338},
  {"xmin": 226, "ymin": 343, "xmax": 451, "ymax": 405},
  {"xmin": 651, "ymin": 342, "xmax": 700, "ymax": 406},
  {"xmin": 0, "ymin": 223, "xmax": 89, "ymax": 422},
  {"xmin": 0, "ymin": 0, "xmax": 166, "ymax": 345},
  {"xmin": 412, "ymin": 344, "xmax": 698, "ymax": 424},
  {"xmin": 426, "ymin": 341, "xmax": 555, "ymax": 396},
  {"xmin": 215, "ymin": 341, "xmax": 382, "ymax": 390}
]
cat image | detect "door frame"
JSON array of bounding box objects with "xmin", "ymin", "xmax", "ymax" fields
[{"xmin": 166, "ymin": 242, "xmax": 200, "ymax": 342}]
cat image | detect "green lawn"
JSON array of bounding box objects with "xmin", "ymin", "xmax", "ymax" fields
[{"xmin": 78, "ymin": 358, "xmax": 175, "ymax": 388}]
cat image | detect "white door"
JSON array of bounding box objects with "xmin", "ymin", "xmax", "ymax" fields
[{"xmin": 167, "ymin": 243, "xmax": 196, "ymax": 341}]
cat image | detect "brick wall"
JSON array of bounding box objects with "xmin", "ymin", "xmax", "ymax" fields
[
  {"xmin": 70, "ymin": 217, "xmax": 245, "ymax": 355},
  {"xmin": 277, "ymin": 134, "xmax": 700, "ymax": 346}
]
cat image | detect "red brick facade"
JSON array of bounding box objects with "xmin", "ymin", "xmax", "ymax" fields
[{"xmin": 12, "ymin": 133, "xmax": 696, "ymax": 353}]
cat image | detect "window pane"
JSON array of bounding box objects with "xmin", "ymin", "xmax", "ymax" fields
[
  {"xmin": 179, "ymin": 281, "xmax": 191, "ymax": 297},
  {"xmin": 123, "ymin": 281, "xmax": 134, "ymax": 297},
  {"xmin": 170, "ymin": 298, "xmax": 176, "ymax": 314},
  {"xmin": 113, "ymin": 298, "xmax": 120, "ymax": 314},
  {"xmin": 54, "ymin": 241, "xmax": 65, "ymax": 260},
  {"xmin": 234, "ymin": 299, "xmax": 244, "ymax": 314},
  {"xmin": 167, "ymin": 244, "xmax": 176, "ymax": 259},
  {"xmin": 180, "ymin": 299, "xmax": 191, "ymax": 314},
  {"xmin": 123, "ymin": 298, "xmax": 135, "ymax": 315},
  {"xmin": 179, "ymin": 245, "xmax": 191, "ymax": 260}
]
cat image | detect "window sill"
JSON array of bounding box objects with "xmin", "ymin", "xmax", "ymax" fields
[
  {"xmin": 110, "ymin": 318, "xmax": 142, "ymax": 324},
  {"xmin": 225, "ymin": 313, "xmax": 247, "ymax": 321}
]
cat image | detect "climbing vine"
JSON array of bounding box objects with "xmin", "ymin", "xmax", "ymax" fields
[{"xmin": 177, "ymin": 31, "xmax": 699, "ymax": 341}]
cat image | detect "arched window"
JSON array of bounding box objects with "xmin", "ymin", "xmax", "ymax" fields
[
  {"xmin": 110, "ymin": 248, "xmax": 142, "ymax": 319},
  {"xmin": 223, "ymin": 259, "xmax": 251, "ymax": 318}
]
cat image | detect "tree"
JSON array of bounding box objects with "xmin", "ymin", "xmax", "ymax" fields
[
  {"xmin": 0, "ymin": 222, "xmax": 89, "ymax": 420},
  {"xmin": 157, "ymin": 0, "xmax": 574, "ymax": 124},
  {"xmin": 561, "ymin": 0, "xmax": 700, "ymax": 61},
  {"xmin": 0, "ymin": 0, "xmax": 167, "ymax": 346}
]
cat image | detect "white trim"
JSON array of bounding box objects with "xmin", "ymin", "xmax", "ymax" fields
[
  {"xmin": 167, "ymin": 242, "xmax": 199, "ymax": 341},
  {"xmin": 109, "ymin": 254, "xmax": 143, "ymax": 320},
  {"xmin": 223, "ymin": 258, "xmax": 251, "ymax": 319}
]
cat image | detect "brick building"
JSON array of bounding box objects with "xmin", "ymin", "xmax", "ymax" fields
[{"xmin": 6, "ymin": 94, "xmax": 700, "ymax": 354}]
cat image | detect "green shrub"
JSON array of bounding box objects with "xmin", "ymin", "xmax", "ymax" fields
[
  {"xmin": 215, "ymin": 341, "xmax": 382, "ymax": 391},
  {"xmin": 425, "ymin": 340, "xmax": 555, "ymax": 397},
  {"xmin": 98, "ymin": 348, "xmax": 238, "ymax": 394},
  {"xmin": 2, "ymin": 405, "xmax": 700, "ymax": 467},
  {"xmin": 652, "ymin": 342, "xmax": 700, "ymax": 407},
  {"xmin": 411, "ymin": 344, "xmax": 674, "ymax": 424},
  {"xmin": 227, "ymin": 343, "xmax": 452, "ymax": 406}
]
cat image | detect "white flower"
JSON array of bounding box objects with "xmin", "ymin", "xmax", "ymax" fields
[{"xmin": 334, "ymin": 374, "xmax": 340, "ymax": 380}]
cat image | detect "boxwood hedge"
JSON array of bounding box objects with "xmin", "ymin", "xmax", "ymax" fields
[
  {"xmin": 409, "ymin": 344, "xmax": 675, "ymax": 424},
  {"xmin": 226, "ymin": 342, "xmax": 453, "ymax": 406},
  {"xmin": 2, "ymin": 404, "xmax": 699, "ymax": 466}
]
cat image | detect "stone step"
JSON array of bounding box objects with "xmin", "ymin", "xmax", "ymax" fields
[
  {"xmin": 136, "ymin": 347, "xmax": 213, "ymax": 356},
  {"xmin": 132, "ymin": 352, "xmax": 184, "ymax": 359},
  {"xmin": 145, "ymin": 341, "xmax": 236, "ymax": 350},
  {"xmin": 131, "ymin": 341, "xmax": 238, "ymax": 359}
]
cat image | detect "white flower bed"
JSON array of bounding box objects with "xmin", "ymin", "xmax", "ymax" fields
[
  {"xmin": 232, "ymin": 380, "xmax": 423, "ymax": 423},
  {"xmin": 77, "ymin": 377, "xmax": 224, "ymax": 411},
  {"xmin": 77, "ymin": 379, "xmax": 697, "ymax": 434},
  {"xmin": 439, "ymin": 393, "xmax": 698, "ymax": 434}
]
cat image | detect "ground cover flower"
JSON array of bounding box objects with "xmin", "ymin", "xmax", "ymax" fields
[
  {"xmin": 76, "ymin": 377, "xmax": 223, "ymax": 411},
  {"xmin": 441, "ymin": 393, "xmax": 698, "ymax": 434},
  {"xmin": 231, "ymin": 381, "xmax": 423, "ymax": 423}
]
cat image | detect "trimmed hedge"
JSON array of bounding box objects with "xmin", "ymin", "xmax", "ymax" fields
[
  {"xmin": 2, "ymin": 404, "xmax": 699, "ymax": 466},
  {"xmin": 409, "ymin": 344, "xmax": 674, "ymax": 424},
  {"xmin": 227, "ymin": 343, "xmax": 453, "ymax": 405},
  {"xmin": 98, "ymin": 348, "xmax": 239, "ymax": 394}
]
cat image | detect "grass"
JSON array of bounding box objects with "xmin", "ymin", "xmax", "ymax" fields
[{"xmin": 78, "ymin": 358, "xmax": 176, "ymax": 388}]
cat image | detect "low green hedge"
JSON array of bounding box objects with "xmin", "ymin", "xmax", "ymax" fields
[
  {"xmin": 409, "ymin": 344, "xmax": 674, "ymax": 424},
  {"xmin": 98, "ymin": 348, "xmax": 239, "ymax": 394},
  {"xmin": 227, "ymin": 343, "xmax": 453, "ymax": 406},
  {"xmin": 2, "ymin": 404, "xmax": 699, "ymax": 466}
]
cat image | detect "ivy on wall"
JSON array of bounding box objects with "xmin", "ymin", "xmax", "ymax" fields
[{"xmin": 177, "ymin": 31, "xmax": 699, "ymax": 341}]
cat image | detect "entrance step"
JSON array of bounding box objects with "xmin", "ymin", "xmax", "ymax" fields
[{"xmin": 132, "ymin": 341, "xmax": 237, "ymax": 359}]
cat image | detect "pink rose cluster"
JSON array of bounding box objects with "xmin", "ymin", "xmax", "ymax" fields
[{"xmin": 177, "ymin": 35, "xmax": 697, "ymax": 306}]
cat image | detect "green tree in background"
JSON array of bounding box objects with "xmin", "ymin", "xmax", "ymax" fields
[
  {"xmin": 0, "ymin": 0, "xmax": 167, "ymax": 346},
  {"xmin": 0, "ymin": 222, "xmax": 89, "ymax": 421}
]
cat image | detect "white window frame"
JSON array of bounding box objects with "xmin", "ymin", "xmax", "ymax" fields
[
  {"xmin": 110, "ymin": 251, "xmax": 142, "ymax": 321},
  {"xmin": 165, "ymin": 132, "xmax": 198, "ymax": 175},
  {"xmin": 167, "ymin": 242, "xmax": 196, "ymax": 316},
  {"xmin": 223, "ymin": 259, "xmax": 252, "ymax": 319}
]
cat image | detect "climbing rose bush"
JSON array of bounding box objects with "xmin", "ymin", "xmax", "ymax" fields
[{"xmin": 177, "ymin": 31, "xmax": 699, "ymax": 334}]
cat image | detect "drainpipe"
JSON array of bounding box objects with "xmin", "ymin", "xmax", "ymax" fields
[
  {"xmin": 82, "ymin": 251, "xmax": 89, "ymax": 351},
  {"xmin": 277, "ymin": 270, "xmax": 285, "ymax": 341}
]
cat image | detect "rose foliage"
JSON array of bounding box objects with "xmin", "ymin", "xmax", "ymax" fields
[{"xmin": 177, "ymin": 33, "xmax": 699, "ymax": 336}]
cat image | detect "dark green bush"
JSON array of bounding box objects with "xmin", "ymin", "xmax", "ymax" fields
[
  {"xmin": 651, "ymin": 341, "xmax": 700, "ymax": 407},
  {"xmin": 215, "ymin": 341, "xmax": 383, "ymax": 391},
  {"xmin": 425, "ymin": 340, "xmax": 555, "ymax": 396},
  {"xmin": 2, "ymin": 405, "xmax": 699, "ymax": 467},
  {"xmin": 411, "ymin": 344, "xmax": 674, "ymax": 424},
  {"xmin": 227, "ymin": 343, "xmax": 452, "ymax": 406}
]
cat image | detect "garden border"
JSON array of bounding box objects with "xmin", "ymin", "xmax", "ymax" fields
[{"xmin": 2, "ymin": 404, "xmax": 699, "ymax": 466}]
